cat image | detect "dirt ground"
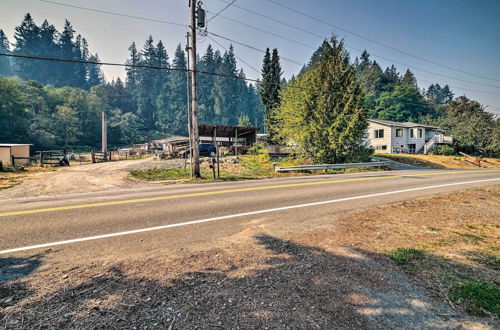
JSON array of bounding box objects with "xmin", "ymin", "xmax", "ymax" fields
[
  {"xmin": 1, "ymin": 186, "xmax": 498, "ymax": 329},
  {"xmin": 0, "ymin": 158, "xmax": 189, "ymax": 199}
]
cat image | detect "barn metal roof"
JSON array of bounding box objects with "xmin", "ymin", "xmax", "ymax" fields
[{"xmin": 198, "ymin": 124, "xmax": 258, "ymax": 138}]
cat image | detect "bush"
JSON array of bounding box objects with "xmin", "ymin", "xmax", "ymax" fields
[{"xmin": 432, "ymin": 145, "xmax": 455, "ymax": 156}]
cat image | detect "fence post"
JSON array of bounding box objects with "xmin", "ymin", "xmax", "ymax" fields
[
  {"xmin": 11, "ymin": 155, "xmax": 15, "ymax": 168},
  {"xmin": 0, "ymin": 161, "xmax": 3, "ymax": 172},
  {"xmin": 91, "ymin": 150, "xmax": 96, "ymax": 163}
]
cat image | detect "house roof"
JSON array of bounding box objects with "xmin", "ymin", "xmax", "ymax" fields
[
  {"xmin": 368, "ymin": 119, "xmax": 441, "ymax": 130},
  {"xmin": 0, "ymin": 143, "xmax": 32, "ymax": 147}
]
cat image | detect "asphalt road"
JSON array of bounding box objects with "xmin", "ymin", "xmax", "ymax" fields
[{"xmin": 1, "ymin": 169, "xmax": 499, "ymax": 259}]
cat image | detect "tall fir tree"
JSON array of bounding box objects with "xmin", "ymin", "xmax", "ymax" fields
[
  {"xmin": 260, "ymin": 48, "xmax": 282, "ymax": 143},
  {"xmin": 0, "ymin": 29, "xmax": 11, "ymax": 76},
  {"xmin": 13, "ymin": 13, "xmax": 40, "ymax": 81},
  {"xmin": 278, "ymin": 37, "xmax": 371, "ymax": 163}
]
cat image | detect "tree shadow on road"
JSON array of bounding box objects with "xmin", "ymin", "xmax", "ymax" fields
[{"xmin": 0, "ymin": 236, "xmax": 490, "ymax": 329}]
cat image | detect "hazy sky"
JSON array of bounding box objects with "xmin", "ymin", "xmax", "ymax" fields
[{"xmin": 2, "ymin": 0, "xmax": 500, "ymax": 114}]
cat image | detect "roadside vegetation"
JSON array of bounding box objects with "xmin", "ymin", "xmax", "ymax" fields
[
  {"xmin": 130, "ymin": 152, "xmax": 389, "ymax": 183},
  {"xmin": 335, "ymin": 186, "xmax": 500, "ymax": 317}
]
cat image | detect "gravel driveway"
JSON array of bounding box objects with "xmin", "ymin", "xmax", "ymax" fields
[{"xmin": 0, "ymin": 158, "xmax": 186, "ymax": 199}]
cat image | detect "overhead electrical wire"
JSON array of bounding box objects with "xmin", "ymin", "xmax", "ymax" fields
[
  {"xmin": 216, "ymin": 0, "xmax": 500, "ymax": 90},
  {"xmin": 39, "ymin": 0, "xmax": 187, "ymax": 27},
  {"xmin": 267, "ymin": 0, "xmax": 500, "ymax": 83},
  {"xmin": 206, "ymin": 35, "xmax": 261, "ymax": 75},
  {"xmin": 207, "ymin": 31, "xmax": 304, "ymax": 66},
  {"xmin": 208, "ymin": 0, "xmax": 237, "ymax": 22}
]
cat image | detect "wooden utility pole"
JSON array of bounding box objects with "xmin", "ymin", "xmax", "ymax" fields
[
  {"xmin": 101, "ymin": 111, "xmax": 107, "ymax": 153},
  {"xmin": 185, "ymin": 33, "xmax": 193, "ymax": 171},
  {"xmin": 188, "ymin": 0, "xmax": 201, "ymax": 177}
]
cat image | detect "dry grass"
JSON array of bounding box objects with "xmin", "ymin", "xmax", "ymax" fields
[
  {"xmin": 379, "ymin": 154, "xmax": 500, "ymax": 169},
  {"xmin": 335, "ymin": 185, "xmax": 500, "ymax": 317},
  {"xmin": 0, "ymin": 167, "xmax": 59, "ymax": 190}
]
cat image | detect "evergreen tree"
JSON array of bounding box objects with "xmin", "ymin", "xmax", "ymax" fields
[
  {"xmin": 0, "ymin": 29, "xmax": 11, "ymax": 76},
  {"xmin": 260, "ymin": 48, "xmax": 282, "ymax": 143},
  {"xmin": 137, "ymin": 36, "xmax": 157, "ymax": 130},
  {"xmin": 278, "ymin": 37, "xmax": 371, "ymax": 163},
  {"xmin": 38, "ymin": 20, "xmax": 59, "ymax": 84},
  {"xmin": 86, "ymin": 53, "xmax": 103, "ymax": 87},
  {"xmin": 13, "ymin": 13, "xmax": 41, "ymax": 81},
  {"xmin": 125, "ymin": 42, "xmax": 141, "ymax": 92},
  {"xmin": 157, "ymin": 44, "xmax": 187, "ymax": 135},
  {"xmin": 58, "ymin": 20, "xmax": 81, "ymax": 87},
  {"xmin": 382, "ymin": 64, "xmax": 400, "ymax": 89},
  {"xmin": 401, "ymin": 69, "xmax": 417, "ymax": 88}
]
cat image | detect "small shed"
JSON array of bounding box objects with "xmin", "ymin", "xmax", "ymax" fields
[{"xmin": 0, "ymin": 144, "xmax": 32, "ymax": 166}]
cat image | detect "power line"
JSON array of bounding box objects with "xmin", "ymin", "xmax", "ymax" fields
[
  {"xmin": 206, "ymin": 10, "xmax": 315, "ymax": 50},
  {"xmin": 205, "ymin": 13, "xmax": 498, "ymax": 95},
  {"xmin": 217, "ymin": 0, "xmax": 500, "ymax": 90},
  {"xmin": 207, "ymin": 31, "xmax": 304, "ymax": 66},
  {"xmin": 39, "ymin": 0, "xmax": 187, "ymax": 27},
  {"xmin": 206, "ymin": 35, "xmax": 261, "ymax": 75},
  {"xmin": 208, "ymin": 0, "xmax": 237, "ymax": 22},
  {"xmin": 267, "ymin": 0, "xmax": 500, "ymax": 83}
]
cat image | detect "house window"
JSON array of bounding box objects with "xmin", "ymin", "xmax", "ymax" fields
[
  {"xmin": 410, "ymin": 129, "xmax": 414, "ymax": 138},
  {"xmin": 381, "ymin": 145, "xmax": 387, "ymax": 150},
  {"xmin": 395, "ymin": 128, "xmax": 403, "ymax": 138},
  {"xmin": 419, "ymin": 128, "xmax": 423, "ymax": 138},
  {"xmin": 374, "ymin": 129, "xmax": 384, "ymax": 138}
]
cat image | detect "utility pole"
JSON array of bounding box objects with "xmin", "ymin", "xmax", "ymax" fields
[
  {"xmin": 188, "ymin": 0, "xmax": 201, "ymax": 177},
  {"xmin": 185, "ymin": 32, "xmax": 193, "ymax": 172}
]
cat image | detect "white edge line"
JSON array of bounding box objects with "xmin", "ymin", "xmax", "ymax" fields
[{"xmin": 1, "ymin": 178, "xmax": 498, "ymax": 254}]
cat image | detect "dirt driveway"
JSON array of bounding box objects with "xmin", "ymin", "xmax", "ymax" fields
[{"xmin": 0, "ymin": 158, "xmax": 186, "ymax": 199}]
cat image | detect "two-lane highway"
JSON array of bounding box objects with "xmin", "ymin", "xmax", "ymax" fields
[{"xmin": 1, "ymin": 169, "xmax": 499, "ymax": 257}]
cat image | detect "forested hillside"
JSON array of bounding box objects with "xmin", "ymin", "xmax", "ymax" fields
[{"xmin": 0, "ymin": 14, "xmax": 263, "ymax": 149}]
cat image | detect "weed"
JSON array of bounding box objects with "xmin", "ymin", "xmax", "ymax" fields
[
  {"xmin": 450, "ymin": 277, "xmax": 500, "ymax": 316},
  {"xmin": 386, "ymin": 248, "xmax": 425, "ymax": 265}
]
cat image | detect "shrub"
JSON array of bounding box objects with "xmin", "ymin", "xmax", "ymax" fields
[{"xmin": 432, "ymin": 145, "xmax": 455, "ymax": 156}]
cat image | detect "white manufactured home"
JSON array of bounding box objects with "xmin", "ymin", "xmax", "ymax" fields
[{"xmin": 367, "ymin": 119, "xmax": 452, "ymax": 154}]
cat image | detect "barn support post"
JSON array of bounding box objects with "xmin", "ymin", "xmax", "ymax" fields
[
  {"xmin": 234, "ymin": 128, "xmax": 238, "ymax": 156},
  {"xmin": 213, "ymin": 126, "xmax": 220, "ymax": 178}
]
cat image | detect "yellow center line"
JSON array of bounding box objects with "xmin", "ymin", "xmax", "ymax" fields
[{"xmin": 1, "ymin": 169, "xmax": 499, "ymax": 217}]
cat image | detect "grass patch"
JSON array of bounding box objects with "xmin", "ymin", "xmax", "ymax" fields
[
  {"xmin": 450, "ymin": 277, "xmax": 500, "ymax": 316},
  {"xmin": 386, "ymin": 248, "xmax": 425, "ymax": 265},
  {"xmin": 130, "ymin": 168, "xmax": 191, "ymax": 181}
]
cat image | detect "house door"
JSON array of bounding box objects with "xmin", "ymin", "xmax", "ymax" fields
[{"xmin": 408, "ymin": 144, "xmax": 416, "ymax": 154}]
